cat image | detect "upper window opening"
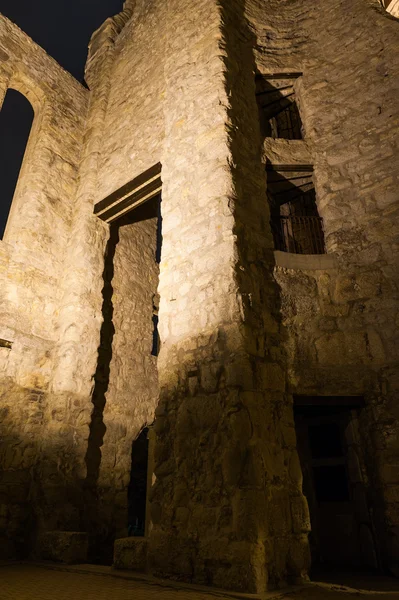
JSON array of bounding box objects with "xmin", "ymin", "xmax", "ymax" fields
[
  {"xmin": 382, "ymin": 0, "xmax": 399, "ymax": 17},
  {"xmin": 267, "ymin": 165, "xmax": 326, "ymax": 255},
  {"xmin": 0, "ymin": 89, "xmax": 34, "ymax": 239},
  {"xmin": 151, "ymin": 294, "xmax": 160, "ymax": 357},
  {"xmin": 256, "ymin": 74, "xmax": 304, "ymax": 140}
]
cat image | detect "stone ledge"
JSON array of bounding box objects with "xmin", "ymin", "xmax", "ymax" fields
[
  {"xmin": 274, "ymin": 251, "xmax": 338, "ymax": 271},
  {"xmin": 37, "ymin": 531, "xmax": 88, "ymax": 564},
  {"xmin": 113, "ymin": 537, "xmax": 147, "ymax": 572},
  {"xmin": 262, "ymin": 138, "xmax": 312, "ymax": 166}
]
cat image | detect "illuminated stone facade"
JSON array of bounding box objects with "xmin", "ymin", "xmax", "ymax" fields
[{"xmin": 0, "ymin": 0, "xmax": 398, "ymax": 593}]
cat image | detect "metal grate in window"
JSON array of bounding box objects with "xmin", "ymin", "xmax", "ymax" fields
[
  {"xmin": 256, "ymin": 74, "xmax": 303, "ymax": 140},
  {"xmin": 267, "ymin": 166, "xmax": 326, "ymax": 255}
]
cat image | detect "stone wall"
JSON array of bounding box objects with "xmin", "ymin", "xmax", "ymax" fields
[
  {"xmin": 0, "ymin": 0, "xmax": 398, "ymax": 587},
  {"xmin": 248, "ymin": 0, "xmax": 399, "ymax": 574},
  {"xmin": 61, "ymin": 0, "xmax": 168, "ymax": 560},
  {"xmin": 92, "ymin": 207, "xmax": 160, "ymax": 559},
  {"xmin": 95, "ymin": 0, "xmax": 166, "ymax": 198},
  {"xmin": 0, "ymin": 15, "xmax": 88, "ymax": 557},
  {"xmin": 147, "ymin": 0, "xmax": 310, "ymax": 591}
]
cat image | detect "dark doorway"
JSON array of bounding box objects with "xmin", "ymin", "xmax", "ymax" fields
[
  {"xmin": 294, "ymin": 397, "xmax": 378, "ymax": 571},
  {"xmin": 0, "ymin": 89, "xmax": 34, "ymax": 238},
  {"xmin": 128, "ymin": 427, "xmax": 149, "ymax": 537}
]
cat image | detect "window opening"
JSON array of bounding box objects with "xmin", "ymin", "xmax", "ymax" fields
[
  {"xmin": 0, "ymin": 89, "xmax": 34, "ymax": 239},
  {"xmin": 152, "ymin": 195, "xmax": 162, "ymax": 357},
  {"xmin": 267, "ymin": 166, "xmax": 326, "ymax": 254},
  {"xmin": 94, "ymin": 169, "xmax": 163, "ymax": 359},
  {"xmin": 151, "ymin": 294, "xmax": 160, "ymax": 357},
  {"xmin": 128, "ymin": 427, "xmax": 149, "ymax": 536},
  {"xmin": 256, "ymin": 74, "xmax": 303, "ymax": 140}
]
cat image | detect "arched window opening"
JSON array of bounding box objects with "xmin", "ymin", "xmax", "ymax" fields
[
  {"xmin": 382, "ymin": 0, "xmax": 399, "ymax": 17},
  {"xmin": 256, "ymin": 74, "xmax": 304, "ymax": 141},
  {"xmin": 128, "ymin": 427, "xmax": 149, "ymax": 536},
  {"xmin": 0, "ymin": 89, "xmax": 34, "ymax": 239},
  {"xmin": 267, "ymin": 165, "xmax": 326, "ymax": 255}
]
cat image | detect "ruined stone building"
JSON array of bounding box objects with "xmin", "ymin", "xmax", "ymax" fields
[{"xmin": 0, "ymin": 0, "xmax": 398, "ymax": 593}]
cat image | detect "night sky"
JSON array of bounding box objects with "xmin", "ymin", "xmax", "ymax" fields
[
  {"xmin": 0, "ymin": 0, "xmax": 124, "ymax": 236},
  {"xmin": 0, "ymin": 0, "xmax": 124, "ymax": 80}
]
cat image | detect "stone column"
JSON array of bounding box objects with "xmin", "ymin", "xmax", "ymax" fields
[{"xmin": 148, "ymin": 0, "xmax": 310, "ymax": 592}]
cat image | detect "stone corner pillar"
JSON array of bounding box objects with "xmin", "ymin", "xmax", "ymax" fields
[{"xmin": 147, "ymin": 0, "xmax": 311, "ymax": 592}]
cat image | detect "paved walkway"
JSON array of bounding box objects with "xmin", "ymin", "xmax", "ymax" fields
[{"xmin": 1, "ymin": 563, "xmax": 399, "ymax": 600}]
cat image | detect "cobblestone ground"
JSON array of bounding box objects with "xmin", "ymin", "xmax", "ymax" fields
[{"xmin": 1, "ymin": 564, "xmax": 399, "ymax": 600}]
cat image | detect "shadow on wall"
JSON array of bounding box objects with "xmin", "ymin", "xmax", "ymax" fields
[
  {"xmin": 83, "ymin": 222, "xmax": 118, "ymax": 559},
  {"xmin": 0, "ymin": 432, "xmax": 38, "ymax": 560},
  {"xmin": 0, "ymin": 410, "xmax": 96, "ymax": 561},
  {"xmin": 83, "ymin": 198, "xmax": 160, "ymax": 563},
  {"xmin": 84, "ymin": 224, "xmax": 118, "ymax": 491}
]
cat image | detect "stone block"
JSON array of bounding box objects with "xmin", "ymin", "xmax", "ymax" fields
[
  {"xmin": 113, "ymin": 537, "xmax": 148, "ymax": 572},
  {"xmin": 37, "ymin": 531, "xmax": 88, "ymax": 564},
  {"xmin": 287, "ymin": 534, "xmax": 311, "ymax": 580},
  {"xmin": 258, "ymin": 362, "xmax": 286, "ymax": 392}
]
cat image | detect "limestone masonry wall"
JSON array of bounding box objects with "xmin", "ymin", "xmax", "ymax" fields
[
  {"xmin": 249, "ymin": 0, "xmax": 399, "ymax": 572},
  {"xmin": 96, "ymin": 212, "xmax": 160, "ymax": 556},
  {"xmin": 96, "ymin": 0, "xmax": 166, "ymax": 197},
  {"xmin": 147, "ymin": 0, "xmax": 310, "ymax": 591},
  {"xmin": 0, "ymin": 0, "xmax": 398, "ymax": 590},
  {"xmin": 0, "ymin": 15, "xmax": 88, "ymax": 557},
  {"xmin": 73, "ymin": 0, "xmax": 167, "ymax": 561}
]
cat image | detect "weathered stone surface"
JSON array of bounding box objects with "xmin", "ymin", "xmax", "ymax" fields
[
  {"xmin": 37, "ymin": 531, "xmax": 88, "ymax": 564},
  {"xmin": 113, "ymin": 537, "xmax": 148, "ymax": 571},
  {"xmin": 0, "ymin": 14, "xmax": 88, "ymax": 556},
  {"xmin": 0, "ymin": 0, "xmax": 398, "ymax": 592}
]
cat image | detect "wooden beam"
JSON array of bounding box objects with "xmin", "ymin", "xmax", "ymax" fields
[{"xmin": 94, "ymin": 162, "xmax": 162, "ymax": 223}]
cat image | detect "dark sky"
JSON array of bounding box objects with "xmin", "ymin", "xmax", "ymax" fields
[
  {"xmin": 0, "ymin": 0, "xmax": 124, "ymax": 235},
  {"xmin": 0, "ymin": 0, "xmax": 125, "ymax": 81}
]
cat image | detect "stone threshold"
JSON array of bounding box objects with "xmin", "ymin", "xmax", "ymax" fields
[
  {"xmin": 274, "ymin": 250, "xmax": 338, "ymax": 271},
  {"xmin": 2, "ymin": 560, "xmax": 306, "ymax": 600}
]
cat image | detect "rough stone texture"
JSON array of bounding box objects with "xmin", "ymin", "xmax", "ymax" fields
[
  {"xmin": 0, "ymin": 0, "xmax": 398, "ymax": 593},
  {"xmin": 76, "ymin": 0, "xmax": 166, "ymax": 561},
  {"xmin": 247, "ymin": 0, "xmax": 399, "ymax": 575},
  {"xmin": 94, "ymin": 0, "xmax": 165, "ymax": 198},
  {"xmin": 37, "ymin": 531, "xmax": 88, "ymax": 564},
  {"xmin": 113, "ymin": 537, "xmax": 148, "ymax": 571},
  {"xmin": 146, "ymin": 0, "xmax": 310, "ymax": 592},
  {"xmin": 0, "ymin": 15, "xmax": 88, "ymax": 557},
  {"xmin": 93, "ymin": 213, "xmax": 159, "ymax": 554}
]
